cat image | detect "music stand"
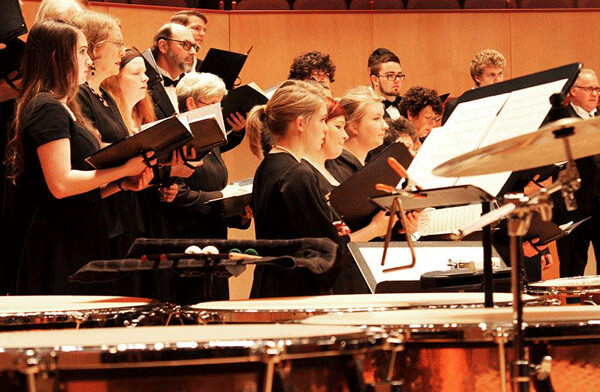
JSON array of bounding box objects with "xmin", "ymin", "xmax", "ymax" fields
[{"xmin": 370, "ymin": 186, "xmax": 497, "ymax": 302}]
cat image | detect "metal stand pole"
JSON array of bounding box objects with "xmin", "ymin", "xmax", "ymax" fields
[{"xmin": 482, "ymin": 201, "xmax": 494, "ymax": 308}]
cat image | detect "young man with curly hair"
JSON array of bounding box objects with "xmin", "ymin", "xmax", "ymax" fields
[{"xmin": 288, "ymin": 51, "xmax": 336, "ymax": 89}]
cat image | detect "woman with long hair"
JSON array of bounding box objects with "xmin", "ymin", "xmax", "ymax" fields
[{"xmin": 6, "ymin": 19, "xmax": 153, "ymax": 295}]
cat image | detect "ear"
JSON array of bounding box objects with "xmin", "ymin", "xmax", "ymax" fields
[
  {"xmin": 346, "ymin": 122, "xmax": 358, "ymax": 137},
  {"xmin": 90, "ymin": 46, "xmax": 98, "ymax": 61},
  {"xmin": 370, "ymin": 74, "xmax": 378, "ymax": 88},
  {"xmin": 295, "ymin": 116, "xmax": 306, "ymax": 133},
  {"xmin": 186, "ymin": 96, "xmax": 197, "ymax": 111},
  {"xmin": 474, "ymin": 76, "xmax": 481, "ymax": 87},
  {"xmin": 158, "ymin": 39, "xmax": 169, "ymax": 55},
  {"xmin": 407, "ymin": 110, "xmax": 416, "ymax": 121}
]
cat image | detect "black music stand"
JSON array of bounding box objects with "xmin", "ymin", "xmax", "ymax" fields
[{"xmin": 370, "ymin": 186, "xmax": 498, "ymax": 302}]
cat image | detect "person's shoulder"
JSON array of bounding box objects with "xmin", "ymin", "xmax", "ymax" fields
[{"xmin": 26, "ymin": 93, "xmax": 65, "ymax": 117}]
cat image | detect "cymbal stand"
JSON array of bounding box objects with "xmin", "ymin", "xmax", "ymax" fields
[{"xmin": 506, "ymin": 130, "xmax": 580, "ymax": 392}]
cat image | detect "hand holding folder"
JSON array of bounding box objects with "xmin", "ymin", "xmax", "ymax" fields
[{"xmin": 86, "ymin": 104, "xmax": 227, "ymax": 169}]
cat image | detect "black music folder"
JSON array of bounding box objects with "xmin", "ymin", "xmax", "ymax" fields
[
  {"xmin": 184, "ymin": 104, "xmax": 228, "ymax": 159},
  {"xmin": 86, "ymin": 116, "xmax": 193, "ymax": 169},
  {"xmin": 199, "ymin": 47, "xmax": 250, "ymax": 90},
  {"xmin": 0, "ymin": 0, "xmax": 27, "ymax": 43},
  {"xmin": 526, "ymin": 213, "xmax": 590, "ymax": 246},
  {"xmin": 206, "ymin": 178, "xmax": 253, "ymax": 218},
  {"xmin": 221, "ymin": 82, "xmax": 268, "ymax": 120},
  {"xmin": 328, "ymin": 142, "xmax": 414, "ymax": 230}
]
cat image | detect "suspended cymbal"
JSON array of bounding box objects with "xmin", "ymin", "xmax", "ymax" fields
[{"xmin": 433, "ymin": 116, "xmax": 600, "ymax": 177}]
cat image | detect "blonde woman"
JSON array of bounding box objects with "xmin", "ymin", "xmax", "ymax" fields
[
  {"xmin": 325, "ymin": 86, "xmax": 388, "ymax": 183},
  {"xmin": 247, "ymin": 80, "xmax": 348, "ymax": 297}
]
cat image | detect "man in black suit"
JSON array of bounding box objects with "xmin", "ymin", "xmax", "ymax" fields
[
  {"xmin": 147, "ymin": 23, "xmax": 198, "ymax": 119},
  {"xmin": 170, "ymin": 9, "xmax": 207, "ymax": 73},
  {"xmin": 368, "ymin": 48, "xmax": 404, "ymax": 120},
  {"xmin": 554, "ymin": 68, "xmax": 600, "ymax": 277}
]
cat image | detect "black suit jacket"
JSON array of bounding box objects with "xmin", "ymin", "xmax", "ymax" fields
[
  {"xmin": 550, "ymin": 104, "xmax": 600, "ymax": 224},
  {"xmin": 146, "ymin": 73, "xmax": 176, "ymax": 120}
]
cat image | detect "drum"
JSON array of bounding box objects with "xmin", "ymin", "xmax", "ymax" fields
[
  {"xmin": 527, "ymin": 275, "xmax": 600, "ymax": 305},
  {"xmin": 303, "ymin": 306, "xmax": 600, "ymax": 392},
  {"xmin": 183, "ymin": 292, "xmax": 544, "ymax": 324},
  {"xmin": 0, "ymin": 296, "xmax": 170, "ymax": 330},
  {"xmin": 0, "ymin": 324, "xmax": 388, "ymax": 392}
]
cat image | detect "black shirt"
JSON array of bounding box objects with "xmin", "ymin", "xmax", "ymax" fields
[{"xmin": 250, "ymin": 153, "xmax": 347, "ymax": 297}]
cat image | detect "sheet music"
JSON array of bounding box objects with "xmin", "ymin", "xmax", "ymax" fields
[
  {"xmin": 480, "ymin": 79, "xmax": 568, "ymax": 147},
  {"xmin": 140, "ymin": 114, "xmax": 190, "ymax": 132},
  {"xmin": 408, "ymin": 78, "xmax": 570, "ymax": 198},
  {"xmin": 417, "ymin": 204, "xmax": 483, "ymax": 236},
  {"xmin": 180, "ymin": 103, "xmax": 226, "ymax": 135},
  {"xmin": 407, "ymin": 93, "xmax": 510, "ymax": 190}
]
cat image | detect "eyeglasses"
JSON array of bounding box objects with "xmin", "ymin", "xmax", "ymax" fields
[
  {"xmin": 377, "ymin": 73, "xmax": 406, "ymax": 82},
  {"xmin": 310, "ymin": 71, "xmax": 332, "ymax": 82},
  {"xmin": 99, "ymin": 40, "xmax": 124, "ymax": 49},
  {"xmin": 419, "ymin": 113, "xmax": 441, "ymax": 123},
  {"xmin": 160, "ymin": 38, "xmax": 199, "ymax": 52},
  {"xmin": 574, "ymin": 85, "xmax": 600, "ymax": 94}
]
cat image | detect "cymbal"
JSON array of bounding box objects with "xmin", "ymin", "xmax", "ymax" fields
[{"xmin": 433, "ymin": 116, "xmax": 600, "ymax": 177}]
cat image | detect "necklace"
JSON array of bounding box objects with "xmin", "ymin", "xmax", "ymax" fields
[
  {"xmin": 60, "ymin": 102, "xmax": 76, "ymax": 121},
  {"xmin": 85, "ymin": 81, "xmax": 105, "ymax": 104},
  {"xmin": 272, "ymin": 144, "xmax": 299, "ymax": 161}
]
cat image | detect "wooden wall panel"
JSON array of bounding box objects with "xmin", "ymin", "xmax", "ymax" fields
[
  {"xmin": 229, "ymin": 11, "xmax": 375, "ymax": 98},
  {"xmin": 373, "ymin": 11, "xmax": 512, "ymax": 97},
  {"xmin": 510, "ymin": 10, "xmax": 600, "ymax": 77}
]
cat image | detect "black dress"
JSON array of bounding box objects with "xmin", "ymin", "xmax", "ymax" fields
[
  {"xmin": 16, "ymin": 94, "xmax": 110, "ymax": 295},
  {"xmin": 78, "ymin": 84, "xmax": 144, "ymax": 258},
  {"xmin": 303, "ymin": 160, "xmax": 369, "ymax": 294},
  {"xmin": 325, "ymin": 149, "xmax": 363, "ymax": 183},
  {"xmin": 164, "ymin": 148, "xmax": 230, "ymax": 304},
  {"xmin": 250, "ymin": 153, "xmax": 349, "ymax": 298}
]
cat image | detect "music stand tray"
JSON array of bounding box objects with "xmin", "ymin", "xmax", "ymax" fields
[
  {"xmin": 370, "ymin": 184, "xmax": 494, "ymax": 211},
  {"xmin": 347, "ymin": 241, "xmax": 506, "ymax": 293}
]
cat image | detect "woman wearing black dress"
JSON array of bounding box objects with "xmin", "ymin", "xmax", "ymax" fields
[
  {"xmin": 5, "ymin": 20, "xmax": 154, "ymax": 295},
  {"xmin": 247, "ymin": 80, "xmax": 350, "ymax": 298},
  {"xmin": 73, "ymin": 11, "xmax": 150, "ymax": 259}
]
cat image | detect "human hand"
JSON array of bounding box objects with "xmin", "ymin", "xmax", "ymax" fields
[
  {"xmin": 240, "ymin": 205, "xmax": 253, "ymax": 220},
  {"xmin": 371, "ymin": 210, "xmax": 397, "ymax": 238},
  {"xmin": 159, "ymin": 183, "xmax": 178, "ymax": 203},
  {"xmin": 399, "ymin": 210, "xmax": 419, "ymax": 234},
  {"xmin": 226, "ymin": 112, "xmax": 246, "ymax": 132},
  {"xmin": 541, "ymin": 253, "xmax": 553, "ymax": 271},
  {"xmin": 123, "ymin": 150, "xmax": 156, "ymax": 176},
  {"xmin": 524, "ymin": 174, "xmax": 552, "ymax": 196},
  {"xmin": 120, "ymin": 167, "xmax": 154, "ymax": 191}
]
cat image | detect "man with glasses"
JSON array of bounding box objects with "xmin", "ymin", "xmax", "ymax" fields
[
  {"xmin": 398, "ymin": 86, "xmax": 442, "ymax": 140},
  {"xmin": 368, "ymin": 48, "xmax": 405, "ymax": 120},
  {"xmin": 552, "ymin": 68, "xmax": 600, "ymax": 278},
  {"xmin": 170, "ymin": 9, "xmax": 208, "ymax": 73},
  {"xmin": 148, "ymin": 23, "xmax": 198, "ymax": 118}
]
